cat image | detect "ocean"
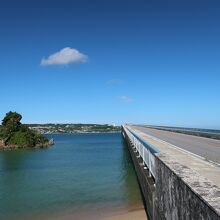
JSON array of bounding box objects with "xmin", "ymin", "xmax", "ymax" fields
[{"xmin": 0, "ymin": 133, "xmax": 144, "ymax": 220}]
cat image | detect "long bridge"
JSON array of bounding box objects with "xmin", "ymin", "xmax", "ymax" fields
[{"xmin": 122, "ymin": 125, "xmax": 220, "ymax": 220}]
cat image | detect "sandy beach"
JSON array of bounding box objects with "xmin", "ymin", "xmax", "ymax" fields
[
  {"xmin": 101, "ymin": 209, "xmax": 147, "ymax": 220},
  {"xmin": 20, "ymin": 208, "xmax": 148, "ymax": 220}
]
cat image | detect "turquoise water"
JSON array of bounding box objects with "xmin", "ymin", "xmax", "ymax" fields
[{"xmin": 0, "ymin": 133, "xmax": 144, "ymax": 220}]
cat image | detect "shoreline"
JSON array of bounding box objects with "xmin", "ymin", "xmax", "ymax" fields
[
  {"xmin": 101, "ymin": 209, "xmax": 147, "ymax": 220},
  {"xmin": 0, "ymin": 140, "xmax": 54, "ymax": 151},
  {"xmin": 44, "ymin": 131, "xmax": 121, "ymax": 134},
  {"xmin": 12, "ymin": 206, "xmax": 147, "ymax": 220},
  {"xmin": 46, "ymin": 208, "xmax": 147, "ymax": 220}
]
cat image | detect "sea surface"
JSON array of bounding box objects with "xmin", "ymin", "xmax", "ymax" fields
[{"xmin": 0, "ymin": 133, "xmax": 144, "ymax": 220}]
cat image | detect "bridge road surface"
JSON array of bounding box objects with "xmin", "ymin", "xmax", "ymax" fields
[{"xmin": 131, "ymin": 125, "xmax": 220, "ymax": 165}]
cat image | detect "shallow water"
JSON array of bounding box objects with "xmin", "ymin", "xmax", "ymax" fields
[{"xmin": 0, "ymin": 133, "xmax": 144, "ymax": 220}]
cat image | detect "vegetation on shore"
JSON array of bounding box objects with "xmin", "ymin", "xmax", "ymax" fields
[
  {"xmin": 0, "ymin": 111, "xmax": 53, "ymax": 149},
  {"xmin": 27, "ymin": 123, "xmax": 121, "ymax": 134}
]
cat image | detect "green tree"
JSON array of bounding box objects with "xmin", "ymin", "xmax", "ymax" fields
[
  {"xmin": 2, "ymin": 111, "xmax": 22, "ymax": 130},
  {"xmin": 8, "ymin": 130, "xmax": 35, "ymax": 148},
  {"xmin": 0, "ymin": 111, "xmax": 50, "ymax": 148}
]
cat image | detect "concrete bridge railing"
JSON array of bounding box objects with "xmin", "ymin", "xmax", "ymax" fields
[
  {"xmin": 123, "ymin": 126, "xmax": 159, "ymax": 178},
  {"xmin": 122, "ymin": 125, "xmax": 220, "ymax": 220}
]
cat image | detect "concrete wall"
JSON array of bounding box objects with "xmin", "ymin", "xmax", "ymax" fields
[
  {"xmin": 122, "ymin": 127, "xmax": 220, "ymax": 220},
  {"xmin": 155, "ymin": 153, "xmax": 220, "ymax": 220}
]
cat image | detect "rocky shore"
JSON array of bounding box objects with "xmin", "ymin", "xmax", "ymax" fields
[{"xmin": 0, "ymin": 138, "xmax": 54, "ymax": 150}]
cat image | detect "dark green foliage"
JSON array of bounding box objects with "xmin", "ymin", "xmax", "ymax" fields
[
  {"xmin": 0, "ymin": 111, "xmax": 49, "ymax": 148},
  {"xmin": 0, "ymin": 126, "xmax": 8, "ymax": 139},
  {"xmin": 2, "ymin": 111, "xmax": 22, "ymax": 127},
  {"xmin": 8, "ymin": 131, "xmax": 35, "ymax": 148},
  {"xmin": 34, "ymin": 133, "xmax": 48, "ymax": 145}
]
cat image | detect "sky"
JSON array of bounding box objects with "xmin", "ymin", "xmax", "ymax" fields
[{"xmin": 0, "ymin": 0, "xmax": 220, "ymax": 128}]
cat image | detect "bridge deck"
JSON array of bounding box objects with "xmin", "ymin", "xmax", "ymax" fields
[
  {"xmin": 128, "ymin": 125, "xmax": 220, "ymax": 187},
  {"xmin": 132, "ymin": 125, "xmax": 220, "ymax": 164}
]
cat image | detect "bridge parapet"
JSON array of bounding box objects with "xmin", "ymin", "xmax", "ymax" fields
[
  {"xmin": 122, "ymin": 125, "xmax": 220, "ymax": 220},
  {"xmin": 123, "ymin": 126, "xmax": 159, "ymax": 178}
]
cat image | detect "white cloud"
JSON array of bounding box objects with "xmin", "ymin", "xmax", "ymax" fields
[
  {"xmin": 41, "ymin": 47, "xmax": 88, "ymax": 66},
  {"xmin": 119, "ymin": 96, "xmax": 132, "ymax": 102}
]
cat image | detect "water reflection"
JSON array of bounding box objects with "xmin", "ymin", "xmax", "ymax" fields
[{"xmin": 121, "ymin": 136, "xmax": 143, "ymax": 210}]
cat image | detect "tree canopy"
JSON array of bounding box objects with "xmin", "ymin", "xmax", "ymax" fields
[{"xmin": 0, "ymin": 111, "xmax": 50, "ymax": 148}]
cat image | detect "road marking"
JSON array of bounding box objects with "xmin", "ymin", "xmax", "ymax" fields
[{"xmin": 132, "ymin": 127, "xmax": 220, "ymax": 168}]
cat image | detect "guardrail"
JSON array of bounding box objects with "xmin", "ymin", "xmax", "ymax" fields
[
  {"xmin": 142, "ymin": 125, "xmax": 220, "ymax": 140},
  {"xmin": 123, "ymin": 126, "xmax": 160, "ymax": 179}
]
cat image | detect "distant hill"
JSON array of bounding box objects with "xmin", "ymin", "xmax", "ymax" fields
[{"xmin": 27, "ymin": 123, "xmax": 121, "ymax": 134}]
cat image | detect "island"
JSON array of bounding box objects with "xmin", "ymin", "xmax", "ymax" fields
[{"xmin": 0, "ymin": 111, "xmax": 54, "ymax": 149}]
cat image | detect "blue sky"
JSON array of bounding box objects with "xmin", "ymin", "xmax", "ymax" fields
[{"xmin": 0, "ymin": 0, "xmax": 220, "ymax": 128}]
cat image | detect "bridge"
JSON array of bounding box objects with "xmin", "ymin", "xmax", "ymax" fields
[{"xmin": 122, "ymin": 125, "xmax": 220, "ymax": 220}]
